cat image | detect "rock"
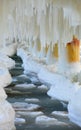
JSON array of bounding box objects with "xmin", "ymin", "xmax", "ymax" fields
[
  {"xmin": 14, "ymin": 83, "xmax": 36, "ymax": 90},
  {"xmin": 38, "ymin": 85, "xmax": 48, "ymax": 91},
  {"xmin": 9, "ymin": 67, "xmax": 24, "ymax": 76},
  {"xmin": 16, "ymin": 111, "xmax": 44, "ymax": 118},
  {"xmin": 35, "ymin": 115, "xmax": 67, "ymax": 126},
  {"xmin": 12, "ymin": 102, "xmax": 41, "ymax": 111},
  {"xmin": 51, "ymin": 111, "xmax": 68, "ymax": 118},
  {"xmin": 35, "ymin": 115, "xmax": 58, "ymax": 125},
  {"xmin": 16, "ymin": 75, "xmax": 31, "ymax": 83}
]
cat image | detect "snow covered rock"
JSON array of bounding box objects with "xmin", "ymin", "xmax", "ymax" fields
[
  {"xmin": 35, "ymin": 115, "xmax": 67, "ymax": 126},
  {"xmin": 51, "ymin": 111, "xmax": 68, "ymax": 118},
  {"xmin": 14, "ymin": 83, "xmax": 36, "ymax": 90},
  {"xmin": 25, "ymin": 98, "xmax": 40, "ymax": 103},
  {"xmin": 15, "ymin": 117, "xmax": 26, "ymax": 124},
  {"xmin": 12, "ymin": 102, "xmax": 40, "ymax": 111},
  {"xmin": 17, "ymin": 111, "xmax": 43, "ymax": 118}
]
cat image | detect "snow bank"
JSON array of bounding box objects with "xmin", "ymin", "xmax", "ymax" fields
[{"xmin": 68, "ymin": 88, "xmax": 81, "ymax": 127}]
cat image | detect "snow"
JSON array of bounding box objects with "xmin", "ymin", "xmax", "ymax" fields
[
  {"xmin": 68, "ymin": 88, "xmax": 81, "ymax": 127},
  {"xmin": 0, "ymin": 68, "xmax": 12, "ymax": 88},
  {"xmin": 0, "ymin": 42, "xmax": 17, "ymax": 56},
  {"xmin": 0, "ymin": 101, "xmax": 15, "ymax": 124},
  {"xmin": 47, "ymin": 79, "xmax": 79, "ymax": 102},
  {"xmin": 0, "ymin": 52, "xmax": 15, "ymax": 126},
  {"xmin": 0, "ymin": 122, "xmax": 15, "ymax": 130},
  {"xmin": 0, "ymin": 53, "xmax": 15, "ymax": 69},
  {"xmin": 17, "ymin": 48, "xmax": 45, "ymax": 74}
]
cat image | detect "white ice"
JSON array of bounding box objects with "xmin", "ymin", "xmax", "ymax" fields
[
  {"xmin": 0, "ymin": 52, "xmax": 15, "ymax": 127},
  {"xmin": 0, "ymin": 53, "xmax": 15, "ymax": 69}
]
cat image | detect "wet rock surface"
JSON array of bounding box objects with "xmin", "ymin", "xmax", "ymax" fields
[{"xmin": 6, "ymin": 55, "xmax": 81, "ymax": 130}]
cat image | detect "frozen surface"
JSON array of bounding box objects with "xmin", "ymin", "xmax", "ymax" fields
[
  {"xmin": 68, "ymin": 88, "xmax": 81, "ymax": 127},
  {"xmin": 17, "ymin": 48, "xmax": 81, "ymax": 127},
  {"xmin": 14, "ymin": 83, "xmax": 36, "ymax": 89},
  {"xmin": 0, "ymin": 53, "xmax": 15, "ymax": 126},
  {"xmin": 0, "ymin": 53, "xmax": 15, "ymax": 69},
  {"xmin": 0, "ymin": 101, "xmax": 15, "ymax": 124},
  {"xmin": 0, "ymin": 122, "xmax": 15, "ymax": 130},
  {"xmin": 0, "ymin": 68, "xmax": 12, "ymax": 87}
]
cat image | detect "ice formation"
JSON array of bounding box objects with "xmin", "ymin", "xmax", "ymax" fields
[
  {"xmin": 1, "ymin": 0, "xmax": 81, "ymax": 128},
  {"xmin": 0, "ymin": 67, "xmax": 15, "ymax": 129}
]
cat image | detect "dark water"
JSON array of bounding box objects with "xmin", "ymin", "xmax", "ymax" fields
[{"xmin": 6, "ymin": 55, "xmax": 81, "ymax": 130}]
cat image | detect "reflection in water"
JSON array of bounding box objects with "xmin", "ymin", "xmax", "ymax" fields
[{"xmin": 0, "ymin": 122, "xmax": 16, "ymax": 130}]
